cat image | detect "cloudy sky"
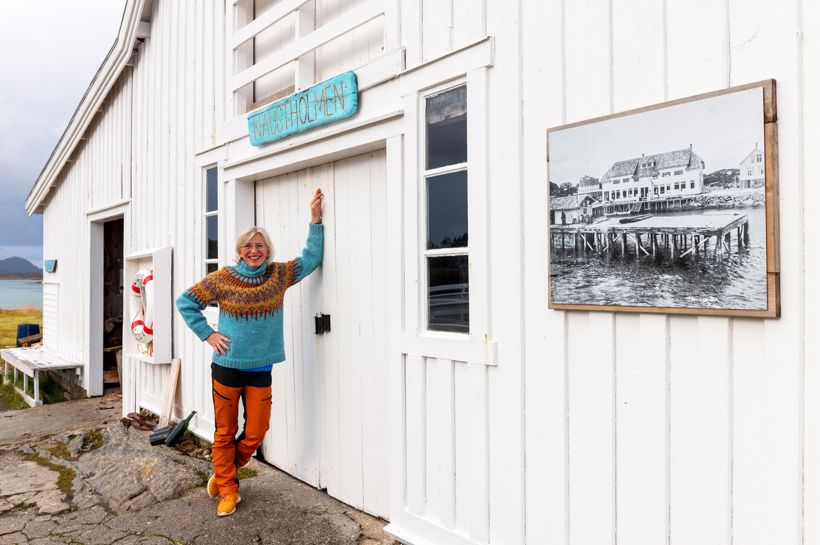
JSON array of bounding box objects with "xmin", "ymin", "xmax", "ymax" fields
[
  {"xmin": 0, "ymin": 1, "xmax": 125, "ymax": 266},
  {"xmin": 549, "ymin": 87, "xmax": 765, "ymax": 184}
]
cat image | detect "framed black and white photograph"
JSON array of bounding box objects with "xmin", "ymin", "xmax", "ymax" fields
[{"xmin": 547, "ymin": 80, "xmax": 779, "ymax": 317}]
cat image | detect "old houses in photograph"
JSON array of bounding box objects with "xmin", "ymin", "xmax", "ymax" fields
[
  {"xmin": 739, "ymin": 142, "xmax": 766, "ymax": 188},
  {"xmin": 8, "ymin": 0, "xmax": 820, "ymax": 544}
]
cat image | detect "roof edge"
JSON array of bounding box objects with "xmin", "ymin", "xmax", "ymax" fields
[{"xmin": 25, "ymin": 0, "xmax": 147, "ymax": 215}]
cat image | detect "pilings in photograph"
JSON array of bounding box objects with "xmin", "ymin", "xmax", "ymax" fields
[{"xmin": 549, "ymin": 214, "xmax": 750, "ymax": 262}]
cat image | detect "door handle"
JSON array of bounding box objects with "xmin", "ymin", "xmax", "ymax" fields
[{"xmin": 314, "ymin": 313, "xmax": 331, "ymax": 335}]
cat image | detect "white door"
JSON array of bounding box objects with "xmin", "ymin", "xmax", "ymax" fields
[{"xmin": 255, "ymin": 149, "xmax": 389, "ymax": 519}]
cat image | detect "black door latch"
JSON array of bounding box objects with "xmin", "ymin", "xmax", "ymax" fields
[{"xmin": 314, "ymin": 313, "xmax": 331, "ymax": 335}]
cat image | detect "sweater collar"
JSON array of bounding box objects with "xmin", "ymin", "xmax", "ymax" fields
[{"xmin": 234, "ymin": 259, "xmax": 268, "ymax": 278}]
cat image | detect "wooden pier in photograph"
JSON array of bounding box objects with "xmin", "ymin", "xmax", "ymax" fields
[{"xmin": 550, "ymin": 213, "xmax": 750, "ymax": 260}]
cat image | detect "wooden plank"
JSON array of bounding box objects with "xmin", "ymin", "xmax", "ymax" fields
[
  {"xmin": 454, "ymin": 361, "xmax": 489, "ymax": 542},
  {"xmin": 284, "ymin": 173, "xmax": 303, "ymax": 478},
  {"xmin": 452, "ymin": 0, "xmax": 484, "ymax": 50},
  {"xmin": 422, "ymin": 0, "xmax": 452, "ymax": 61},
  {"xmin": 567, "ymin": 312, "xmax": 615, "ymax": 545},
  {"xmin": 403, "ymin": 93, "xmax": 421, "ymax": 336},
  {"xmin": 334, "ymin": 154, "xmax": 364, "ymax": 509},
  {"xmin": 232, "ymin": 0, "xmax": 383, "ymax": 92},
  {"xmin": 405, "ymin": 354, "xmax": 426, "ymax": 516},
  {"xmin": 728, "ymin": 2, "xmax": 801, "ymax": 544},
  {"xmin": 425, "ymin": 357, "xmax": 455, "ymax": 528},
  {"xmin": 616, "ymin": 314, "xmax": 669, "ymax": 545},
  {"xmin": 401, "ymin": 0, "xmax": 423, "ymax": 68},
  {"xmin": 803, "ymin": 5, "xmax": 820, "ymax": 544},
  {"xmin": 361, "ymin": 150, "xmax": 390, "ymax": 518},
  {"xmin": 318, "ymin": 162, "xmax": 341, "ymax": 494},
  {"xmin": 669, "ymin": 316, "xmax": 731, "ymax": 545},
  {"xmin": 232, "ymin": 0, "xmax": 311, "ymax": 49},
  {"xmin": 159, "ymin": 358, "xmax": 181, "ymax": 427},
  {"xmin": 564, "ymin": 0, "xmax": 611, "ymax": 121}
]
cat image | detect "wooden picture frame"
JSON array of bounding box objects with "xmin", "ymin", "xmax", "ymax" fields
[{"xmin": 547, "ymin": 79, "xmax": 779, "ymax": 318}]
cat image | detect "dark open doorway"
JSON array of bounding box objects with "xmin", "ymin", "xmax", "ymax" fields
[{"xmin": 103, "ymin": 219, "xmax": 124, "ymax": 391}]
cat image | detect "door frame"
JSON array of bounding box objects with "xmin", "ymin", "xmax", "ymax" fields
[{"xmin": 86, "ymin": 200, "xmax": 130, "ymax": 396}]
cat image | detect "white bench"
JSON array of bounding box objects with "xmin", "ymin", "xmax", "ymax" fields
[{"xmin": 0, "ymin": 347, "xmax": 82, "ymax": 407}]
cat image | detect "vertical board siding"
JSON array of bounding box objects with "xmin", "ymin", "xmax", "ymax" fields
[
  {"xmin": 43, "ymin": 0, "xmax": 224, "ymax": 423},
  {"xmin": 804, "ymin": 2, "xmax": 820, "ymax": 544},
  {"xmin": 525, "ymin": 0, "xmax": 811, "ymax": 545},
  {"xmin": 314, "ymin": 0, "xmax": 384, "ymax": 82},
  {"xmin": 521, "ymin": 0, "xmax": 568, "ymax": 542},
  {"xmin": 729, "ymin": 2, "xmax": 803, "ymax": 545},
  {"xmin": 254, "ymin": 150, "xmax": 389, "ymax": 517}
]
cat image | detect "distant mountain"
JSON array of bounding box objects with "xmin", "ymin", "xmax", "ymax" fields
[{"xmin": 0, "ymin": 257, "xmax": 41, "ymax": 274}]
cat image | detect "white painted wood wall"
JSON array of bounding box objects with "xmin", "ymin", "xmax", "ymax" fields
[
  {"xmin": 36, "ymin": 0, "xmax": 820, "ymax": 543},
  {"xmin": 523, "ymin": 2, "xmax": 819, "ymax": 545}
]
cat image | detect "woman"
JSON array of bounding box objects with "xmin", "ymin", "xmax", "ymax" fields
[{"xmin": 176, "ymin": 188, "xmax": 324, "ymax": 517}]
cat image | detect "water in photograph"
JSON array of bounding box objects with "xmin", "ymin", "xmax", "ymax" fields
[
  {"xmin": 0, "ymin": 279, "xmax": 43, "ymax": 310},
  {"xmin": 550, "ymin": 206, "xmax": 768, "ymax": 310}
]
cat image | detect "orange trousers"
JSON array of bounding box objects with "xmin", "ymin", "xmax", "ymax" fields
[{"xmin": 211, "ymin": 363, "xmax": 272, "ymax": 495}]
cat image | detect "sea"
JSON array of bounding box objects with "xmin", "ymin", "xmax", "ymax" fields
[
  {"xmin": 0, "ymin": 279, "xmax": 43, "ymax": 310},
  {"xmin": 550, "ymin": 206, "xmax": 768, "ymax": 310}
]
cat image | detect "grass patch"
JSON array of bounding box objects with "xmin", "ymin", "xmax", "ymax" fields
[
  {"xmin": 0, "ymin": 381, "xmax": 28, "ymax": 410},
  {"xmin": 0, "ymin": 308, "xmax": 43, "ymax": 348},
  {"xmin": 25, "ymin": 453, "xmax": 76, "ymax": 496},
  {"xmin": 0, "ymin": 309, "xmax": 66, "ymax": 406},
  {"xmin": 81, "ymin": 428, "xmax": 104, "ymax": 452},
  {"xmin": 48, "ymin": 442, "xmax": 72, "ymax": 460},
  {"xmin": 237, "ymin": 467, "xmax": 257, "ymax": 480}
]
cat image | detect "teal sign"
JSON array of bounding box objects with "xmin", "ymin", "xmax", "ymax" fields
[
  {"xmin": 247, "ymin": 71, "xmax": 358, "ymax": 146},
  {"xmin": 44, "ymin": 260, "xmax": 57, "ymax": 273}
]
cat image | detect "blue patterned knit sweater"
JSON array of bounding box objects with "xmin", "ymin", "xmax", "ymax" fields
[{"xmin": 175, "ymin": 223, "xmax": 323, "ymax": 370}]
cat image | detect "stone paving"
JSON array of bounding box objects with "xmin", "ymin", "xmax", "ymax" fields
[{"xmin": 0, "ymin": 394, "xmax": 397, "ymax": 545}]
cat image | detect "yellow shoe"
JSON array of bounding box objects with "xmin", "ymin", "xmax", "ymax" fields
[
  {"xmin": 217, "ymin": 492, "xmax": 241, "ymax": 517},
  {"xmin": 207, "ymin": 474, "xmax": 219, "ymax": 498}
]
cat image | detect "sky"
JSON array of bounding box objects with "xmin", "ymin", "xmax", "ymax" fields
[
  {"xmin": 0, "ymin": 0, "xmax": 126, "ymax": 266},
  {"xmin": 549, "ymin": 87, "xmax": 765, "ymax": 184}
]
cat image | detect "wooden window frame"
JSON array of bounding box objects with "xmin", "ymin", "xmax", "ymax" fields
[
  {"xmin": 203, "ymin": 165, "xmax": 221, "ymax": 278},
  {"xmin": 421, "ymin": 81, "xmax": 469, "ymax": 335}
]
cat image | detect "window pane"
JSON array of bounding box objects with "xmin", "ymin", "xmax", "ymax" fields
[
  {"xmin": 206, "ymin": 167, "xmax": 218, "ymax": 212},
  {"xmin": 427, "ymin": 171, "xmax": 468, "ymax": 249},
  {"xmin": 206, "ymin": 215, "xmax": 218, "ymax": 259},
  {"xmin": 206, "ymin": 263, "xmax": 218, "ymax": 274},
  {"xmin": 426, "ymin": 86, "xmax": 467, "ymax": 170},
  {"xmin": 428, "ymin": 255, "xmax": 469, "ymax": 333}
]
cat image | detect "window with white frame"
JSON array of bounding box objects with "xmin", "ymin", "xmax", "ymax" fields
[
  {"xmin": 424, "ymin": 84, "xmax": 469, "ymax": 334},
  {"xmin": 204, "ymin": 166, "xmax": 220, "ymax": 279}
]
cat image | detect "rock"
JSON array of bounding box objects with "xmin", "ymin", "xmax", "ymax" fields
[
  {"xmin": 0, "ymin": 533, "xmax": 26, "ymax": 545},
  {"xmin": 66, "ymin": 526, "xmax": 129, "ymax": 545},
  {"xmin": 67, "ymin": 434, "xmax": 85, "ymax": 458},
  {"xmin": 31, "ymin": 489, "xmax": 69, "ymax": 515},
  {"xmin": 5, "ymin": 492, "xmax": 36, "ymax": 505},
  {"xmin": 0, "ymin": 512, "xmax": 31, "ymax": 535},
  {"xmin": 22, "ymin": 518, "xmax": 57, "ymax": 539},
  {"xmin": 0, "ymin": 461, "xmax": 59, "ymax": 497},
  {"xmin": 61, "ymin": 504, "xmax": 108, "ymax": 525}
]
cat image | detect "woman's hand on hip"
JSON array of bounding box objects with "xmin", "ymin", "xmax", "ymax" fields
[
  {"xmin": 206, "ymin": 332, "xmax": 231, "ymax": 355},
  {"xmin": 310, "ymin": 188, "xmax": 324, "ymax": 224}
]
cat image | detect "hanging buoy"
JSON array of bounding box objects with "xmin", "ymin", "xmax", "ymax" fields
[{"xmin": 130, "ymin": 268, "xmax": 154, "ymax": 345}]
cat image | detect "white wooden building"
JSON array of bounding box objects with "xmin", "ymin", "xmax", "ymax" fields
[
  {"xmin": 739, "ymin": 142, "xmax": 766, "ymax": 188},
  {"xmin": 22, "ymin": 1, "xmax": 820, "ymax": 544}
]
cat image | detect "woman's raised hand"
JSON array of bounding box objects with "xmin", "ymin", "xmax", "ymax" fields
[
  {"xmin": 206, "ymin": 332, "xmax": 231, "ymax": 356},
  {"xmin": 310, "ymin": 188, "xmax": 324, "ymax": 224}
]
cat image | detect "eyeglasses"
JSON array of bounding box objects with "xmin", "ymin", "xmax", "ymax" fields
[{"xmin": 241, "ymin": 243, "xmax": 267, "ymax": 251}]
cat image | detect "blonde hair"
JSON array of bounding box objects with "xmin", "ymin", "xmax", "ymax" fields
[{"xmin": 235, "ymin": 226, "xmax": 275, "ymax": 264}]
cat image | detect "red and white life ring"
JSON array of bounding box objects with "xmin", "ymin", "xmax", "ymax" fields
[{"xmin": 130, "ymin": 268, "xmax": 154, "ymax": 346}]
